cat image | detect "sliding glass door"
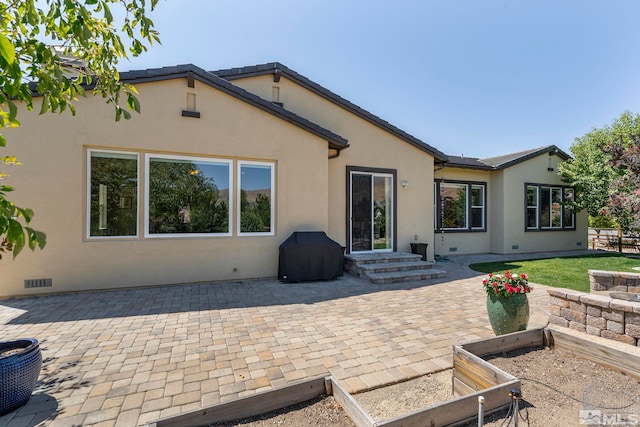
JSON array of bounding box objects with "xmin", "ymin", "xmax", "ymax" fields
[{"xmin": 350, "ymin": 172, "xmax": 393, "ymax": 252}]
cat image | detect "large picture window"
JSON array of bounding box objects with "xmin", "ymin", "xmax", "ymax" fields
[
  {"xmin": 87, "ymin": 150, "xmax": 139, "ymax": 238},
  {"xmin": 525, "ymin": 183, "xmax": 575, "ymax": 231},
  {"xmin": 435, "ymin": 180, "xmax": 486, "ymax": 232},
  {"xmin": 238, "ymin": 161, "xmax": 274, "ymax": 235},
  {"xmin": 146, "ymin": 154, "xmax": 232, "ymax": 236},
  {"xmin": 87, "ymin": 149, "xmax": 275, "ymax": 240}
]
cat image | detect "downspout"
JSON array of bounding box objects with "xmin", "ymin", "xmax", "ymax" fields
[{"xmin": 328, "ymin": 144, "xmax": 349, "ymax": 159}]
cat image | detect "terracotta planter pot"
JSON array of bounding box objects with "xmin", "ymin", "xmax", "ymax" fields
[
  {"xmin": 486, "ymin": 293, "xmax": 530, "ymax": 336},
  {"xmin": 0, "ymin": 338, "xmax": 42, "ymax": 416}
]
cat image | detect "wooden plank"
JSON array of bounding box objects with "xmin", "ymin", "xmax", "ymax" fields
[
  {"xmin": 550, "ymin": 329, "xmax": 640, "ymax": 381},
  {"xmin": 330, "ymin": 378, "xmax": 376, "ymax": 427},
  {"xmin": 150, "ymin": 376, "xmax": 328, "ymax": 427},
  {"xmin": 453, "ymin": 347, "xmax": 516, "ymax": 391},
  {"xmin": 452, "ymin": 377, "xmax": 475, "ymax": 397},
  {"xmin": 377, "ymin": 380, "xmax": 519, "ymax": 427},
  {"xmin": 461, "ymin": 328, "xmax": 544, "ymax": 356}
]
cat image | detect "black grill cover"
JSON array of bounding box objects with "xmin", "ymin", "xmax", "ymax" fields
[{"xmin": 278, "ymin": 231, "xmax": 344, "ymax": 282}]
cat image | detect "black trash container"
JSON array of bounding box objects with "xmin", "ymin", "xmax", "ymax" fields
[
  {"xmin": 410, "ymin": 242, "xmax": 428, "ymax": 261},
  {"xmin": 278, "ymin": 232, "xmax": 344, "ymax": 282}
]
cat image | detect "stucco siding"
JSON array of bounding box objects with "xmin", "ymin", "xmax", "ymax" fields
[
  {"xmin": 1, "ymin": 78, "xmax": 330, "ymax": 297},
  {"xmin": 497, "ymin": 153, "xmax": 587, "ymax": 254},
  {"xmin": 489, "ymin": 172, "xmax": 506, "ymax": 253},
  {"xmin": 434, "ymin": 167, "xmax": 491, "ymax": 255},
  {"xmin": 230, "ymin": 75, "xmax": 437, "ymax": 259}
]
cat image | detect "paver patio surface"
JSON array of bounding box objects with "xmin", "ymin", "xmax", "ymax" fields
[{"xmin": 0, "ymin": 252, "xmax": 572, "ymax": 426}]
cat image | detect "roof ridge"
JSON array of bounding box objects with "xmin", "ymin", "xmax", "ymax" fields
[
  {"xmin": 212, "ymin": 62, "xmax": 447, "ymax": 161},
  {"xmin": 116, "ymin": 64, "xmax": 348, "ymax": 150}
]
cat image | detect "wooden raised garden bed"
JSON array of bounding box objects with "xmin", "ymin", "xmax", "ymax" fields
[{"xmin": 146, "ymin": 326, "xmax": 640, "ymax": 427}]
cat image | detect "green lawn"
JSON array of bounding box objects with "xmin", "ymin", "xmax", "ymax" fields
[{"xmin": 469, "ymin": 252, "xmax": 640, "ymax": 292}]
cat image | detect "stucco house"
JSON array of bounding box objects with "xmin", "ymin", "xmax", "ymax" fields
[
  {"xmin": 434, "ymin": 146, "xmax": 586, "ymax": 256},
  {"xmin": 1, "ymin": 62, "xmax": 586, "ymax": 297}
]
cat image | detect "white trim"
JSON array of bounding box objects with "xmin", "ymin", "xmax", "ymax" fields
[
  {"xmin": 471, "ymin": 184, "xmax": 485, "ymax": 230},
  {"xmin": 144, "ymin": 153, "xmax": 233, "ymax": 238},
  {"xmin": 237, "ymin": 160, "xmax": 276, "ymax": 236},
  {"xmin": 526, "ymin": 185, "xmax": 539, "ymax": 230},
  {"xmin": 440, "ymin": 182, "xmax": 468, "ymax": 231},
  {"xmin": 86, "ymin": 149, "xmax": 140, "ymax": 239}
]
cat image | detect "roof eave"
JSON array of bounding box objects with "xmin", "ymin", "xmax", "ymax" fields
[
  {"xmin": 118, "ymin": 65, "xmax": 349, "ymax": 150},
  {"xmin": 214, "ymin": 62, "xmax": 448, "ymax": 162},
  {"xmin": 492, "ymin": 145, "xmax": 571, "ymax": 169}
]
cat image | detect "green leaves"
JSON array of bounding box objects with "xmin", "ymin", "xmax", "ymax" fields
[
  {"xmin": 0, "ymin": 190, "xmax": 46, "ymax": 258},
  {"xmin": 0, "ymin": 0, "xmax": 161, "ymax": 258},
  {"xmin": 561, "ymin": 111, "xmax": 640, "ymax": 232},
  {"xmin": 0, "ymin": 34, "xmax": 15, "ymax": 64}
]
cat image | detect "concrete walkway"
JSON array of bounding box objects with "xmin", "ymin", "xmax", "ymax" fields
[{"xmin": 0, "ymin": 252, "xmax": 583, "ymax": 426}]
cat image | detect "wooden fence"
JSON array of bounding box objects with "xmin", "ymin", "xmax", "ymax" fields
[{"xmin": 589, "ymin": 228, "xmax": 640, "ymax": 252}]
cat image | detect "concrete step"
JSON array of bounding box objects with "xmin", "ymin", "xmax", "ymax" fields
[
  {"xmin": 356, "ymin": 260, "xmax": 434, "ymax": 274},
  {"xmin": 344, "ymin": 252, "xmax": 423, "ymax": 265},
  {"xmin": 368, "ymin": 268, "xmax": 447, "ymax": 285},
  {"xmin": 343, "ymin": 252, "xmax": 446, "ymax": 284}
]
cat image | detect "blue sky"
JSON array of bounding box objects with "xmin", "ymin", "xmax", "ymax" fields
[{"xmin": 121, "ymin": 0, "xmax": 640, "ymax": 158}]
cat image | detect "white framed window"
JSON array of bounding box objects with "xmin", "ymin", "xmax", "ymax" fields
[
  {"xmin": 471, "ymin": 184, "xmax": 485, "ymax": 230},
  {"xmin": 526, "ymin": 183, "xmax": 575, "ymax": 231},
  {"xmin": 145, "ymin": 154, "xmax": 232, "ymax": 237},
  {"xmin": 87, "ymin": 149, "xmax": 139, "ymax": 238},
  {"xmin": 526, "ymin": 185, "xmax": 539, "ymax": 230},
  {"xmin": 563, "ymin": 188, "xmax": 575, "ymax": 228},
  {"xmin": 435, "ymin": 180, "xmax": 486, "ymax": 232},
  {"xmin": 238, "ymin": 161, "xmax": 275, "ymax": 235}
]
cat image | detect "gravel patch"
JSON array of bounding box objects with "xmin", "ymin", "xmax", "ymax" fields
[{"xmin": 354, "ymin": 370, "xmax": 453, "ymax": 421}]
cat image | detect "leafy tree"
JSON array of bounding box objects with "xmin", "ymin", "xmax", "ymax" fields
[
  {"xmin": 559, "ymin": 111, "xmax": 640, "ymax": 225},
  {"xmin": 254, "ymin": 193, "xmax": 271, "ymax": 229},
  {"xmin": 240, "ymin": 190, "xmax": 271, "ymax": 233},
  {"xmin": 148, "ymin": 161, "xmax": 228, "ymax": 234},
  {"xmin": 0, "ymin": 0, "xmax": 160, "ymax": 257},
  {"xmin": 601, "ymin": 135, "xmax": 640, "ymax": 233},
  {"xmin": 588, "ymin": 214, "xmax": 616, "ymax": 232}
]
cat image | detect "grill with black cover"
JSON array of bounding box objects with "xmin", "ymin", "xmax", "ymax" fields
[{"xmin": 278, "ymin": 231, "xmax": 344, "ymax": 282}]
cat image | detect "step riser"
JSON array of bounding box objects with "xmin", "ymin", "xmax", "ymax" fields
[
  {"xmin": 370, "ymin": 271, "xmax": 446, "ymax": 285},
  {"xmin": 344, "ymin": 255, "xmax": 423, "ymax": 265},
  {"xmin": 343, "ymin": 252, "xmax": 446, "ymax": 284},
  {"xmin": 357, "ymin": 263, "xmax": 434, "ymax": 274}
]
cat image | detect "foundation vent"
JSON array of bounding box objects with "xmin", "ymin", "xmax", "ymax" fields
[
  {"xmin": 512, "ymin": 245, "xmax": 519, "ymax": 250},
  {"xmin": 449, "ymin": 247, "xmax": 458, "ymax": 252},
  {"xmin": 577, "ymin": 242, "xmax": 583, "ymax": 246},
  {"xmin": 25, "ymin": 278, "xmax": 53, "ymax": 289}
]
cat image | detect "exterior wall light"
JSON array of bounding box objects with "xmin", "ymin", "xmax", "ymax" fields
[{"xmin": 401, "ymin": 180, "xmax": 409, "ymax": 189}]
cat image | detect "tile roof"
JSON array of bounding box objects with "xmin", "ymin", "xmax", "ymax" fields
[
  {"xmin": 444, "ymin": 155, "xmax": 494, "ymax": 170},
  {"xmin": 119, "ymin": 64, "xmax": 349, "ymax": 151},
  {"xmin": 212, "ymin": 62, "xmax": 448, "ymax": 162},
  {"xmin": 445, "ymin": 145, "xmax": 570, "ymax": 170}
]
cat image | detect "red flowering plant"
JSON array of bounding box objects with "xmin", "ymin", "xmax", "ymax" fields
[{"xmin": 482, "ymin": 271, "xmax": 532, "ymax": 298}]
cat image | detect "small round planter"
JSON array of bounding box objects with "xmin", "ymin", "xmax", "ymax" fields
[
  {"xmin": 0, "ymin": 338, "xmax": 42, "ymax": 416},
  {"xmin": 486, "ymin": 293, "xmax": 530, "ymax": 336}
]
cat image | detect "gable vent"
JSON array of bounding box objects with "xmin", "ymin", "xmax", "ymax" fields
[{"xmin": 25, "ymin": 278, "xmax": 53, "ymax": 289}]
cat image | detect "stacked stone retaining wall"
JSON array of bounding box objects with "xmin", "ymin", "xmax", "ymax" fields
[
  {"xmin": 589, "ymin": 269, "xmax": 640, "ymax": 293},
  {"xmin": 548, "ymin": 288, "xmax": 640, "ymax": 346}
]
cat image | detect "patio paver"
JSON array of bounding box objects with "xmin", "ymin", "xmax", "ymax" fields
[{"xmin": 0, "ymin": 251, "xmax": 574, "ymax": 426}]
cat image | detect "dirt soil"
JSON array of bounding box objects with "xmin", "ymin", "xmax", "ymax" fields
[
  {"xmin": 208, "ymin": 395, "xmax": 355, "ymax": 427},
  {"xmin": 207, "ymin": 346, "xmax": 640, "ymax": 427},
  {"xmin": 474, "ymin": 346, "xmax": 640, "ymax": 426}
]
